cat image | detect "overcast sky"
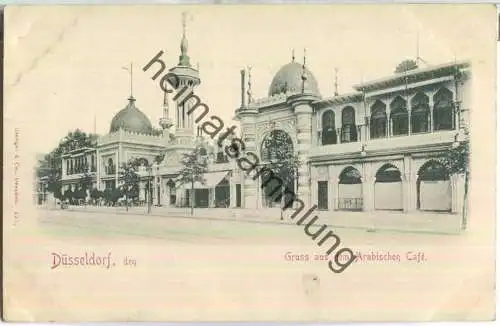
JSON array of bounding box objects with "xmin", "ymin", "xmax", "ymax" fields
[{"xmin": 4, "ymin": 5, "xmax": 493, "ymax": 154}]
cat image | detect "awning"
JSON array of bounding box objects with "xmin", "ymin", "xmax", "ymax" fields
[{"xmin": 182, "ymin": 171, "xmax": 229, "ymax": 189}]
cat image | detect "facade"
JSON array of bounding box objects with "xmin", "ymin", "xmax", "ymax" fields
[
  {"xmin": 60, "ymin": 18, "xmax": 471, "ymax": 217},
  {"xmin": 236, "ymin": 58, "xmax": 470, "ymax": 214}
]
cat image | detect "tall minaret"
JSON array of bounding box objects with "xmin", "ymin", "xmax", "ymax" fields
[
  {"xmin": 159, "ymin": 88, "xmax": 174, "ymax": 141},
  {"xmin": 169, "ymin": 11, "xmax": 201, "ymax": 147}
]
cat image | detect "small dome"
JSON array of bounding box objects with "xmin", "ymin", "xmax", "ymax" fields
[
  {"xmin": 109, "ymin": 97, "xmax": 153, "ymax": 134},
  {"xmin": 268, "ymin": 62, "xmax": 320, "ymax": 97}
]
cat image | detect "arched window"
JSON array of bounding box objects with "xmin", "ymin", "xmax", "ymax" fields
[
  {"xmin": 433, "ymin": 87, "xmax": 454, "ymax": 131},
  {"xmin": 321, "ymin": 110, "xmax": 337, "ymax": 145},
  {"xmin": 370, "ymin": 100, "xmax": 387, "ymax": 139},
  {"xmin": 390, "ymin": 96, "xmax": 408, "ymax": 136},
  {"xmin": 66, "ymin": 160, "xmax": 70, "ymax": 175},
  {"xmin": 411, "ymin": 92, "xmax": 430, "ymax": 133},
  {"xmin": 341, "ymin": 106, "xmax": 357, "ymax": 143}
]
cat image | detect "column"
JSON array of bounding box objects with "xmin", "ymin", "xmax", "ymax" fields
[
  {"xmin": 209, "ymin": 188, "xmax": 216, "ymax": 208},
  {"xmin": 364, "ymin": 116, "xmax": 370, "ymax": 142},
  {"xmin": 429, "ymin": 95, "xmax": 434, "ymax": 132},
  {"xmin": 310, "ymin": 167, "xmax": 318, "ymax": 207},
  {"xmin": 230, "ymin": 177, "xmax": 237, "ymax": 208},
  {"xmin": 62, "ymin": 158, "xmax": 67, "ymax": 176},
  {"xmin": 407, "ymin": 171, "xmax": 418, "ymax": 212},
  {"xmin": 357, "ymin": 125, "xmax": 362, "ymax": 142},
  {"xmin": 407, "ymin": 98, "xmax": 412, "ymax": 136},
  {"xmin": 336, "ymin": 128, "xmax": 341, "ymax": 144},
  {"xmin": 328, "ymin": 165, "xmax": 336, "ymax": 211},
  {"xmin": 115, "ymin": 152, "xmax": 119, "ymax": 185},
  {"xmin": 362, "ymin": 163, "xmax": 374, "ymax": 212},
  {"xmin": 402, "ymin": 156, "xmax": 411, "ymax": 213},
  {"xmin": 295, "ymin": 103, "xmax": 313, "ymax": 208},
  {"xmin": 239, "ymin": 110, "xmax": 258, "ymax": 209}
]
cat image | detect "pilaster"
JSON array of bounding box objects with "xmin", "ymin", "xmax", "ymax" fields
[
  {"xmin": 310, "ymin": 166, "xmax": 318, "ymax": 207},
  {"xmin": 294, "ymin": 102, "xmax": 313, "ymax": 208},
  {"xmin": 328, "ymin": 165, "xmax": 336, "ymax": 211}
]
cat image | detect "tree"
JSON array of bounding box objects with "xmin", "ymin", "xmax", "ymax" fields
[
  {"xmin": 440, "ymin": 131, "xmax": 469, "ymax": 230},
  {"xmin": 36, "ymin": 129, "xmax": 99, "ymax": 199},
  {"xmin": 176, "ymin": 147, "xmax": 208, "ymax": 216},
  {"xmin": 394, "ymin": 59, "xmax": 419, "ymax": 74},
  {"xmin": 119, "ymin": 159, "xmax": 141, "ymax": 211},
  {"xmin": 260, "ymin": 130, "xmax": 301, "ymax": 220}
]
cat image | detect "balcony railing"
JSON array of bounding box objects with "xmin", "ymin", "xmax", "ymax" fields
[{"xmin": 337, "ymin": 198, "xmax": 363, "ymax": 211}]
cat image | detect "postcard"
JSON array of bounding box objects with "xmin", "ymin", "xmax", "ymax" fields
[{"xmin": 3, "ymin": 4, "xmax": 496, "ymax": 322}]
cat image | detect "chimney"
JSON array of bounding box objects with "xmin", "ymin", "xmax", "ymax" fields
[{"xmin": 240, "ymin": 69, "xmax": 246, "ymax": 108}]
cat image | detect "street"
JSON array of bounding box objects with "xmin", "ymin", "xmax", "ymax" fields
[{"xmin": 4, "ymin": 207, "xmax": 495, "ymax": 322}]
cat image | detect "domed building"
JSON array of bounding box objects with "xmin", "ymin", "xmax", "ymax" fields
[
  {"xmin": 268, "ymin": 61, "xmax": 320, "ymax": 97},
  {"xmin": 59, "ymin": 14, "xmax": 471, "ymax": 232},
  {"xmin": 235, "ymin": 53, "xmax": 471, "ymax": 232},
  {"xmin": 109, "ymin": 97, "xmax": 153, "ymax": 134}
]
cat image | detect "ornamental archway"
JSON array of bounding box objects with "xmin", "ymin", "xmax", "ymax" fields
[{"xmin": 259, "ymin": 129, "xmax": 295, "ymax": 207}]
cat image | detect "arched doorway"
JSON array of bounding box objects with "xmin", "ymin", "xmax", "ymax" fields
[
  {"xmin": 374, "ymin": 164, "xmax": 403, "ymax": 210},
  {"xmin": 417, "ymin": 161, "xmax": 451, "ymax": 212},
  {"xmin": 260, "ymin": 129, "xmax": 295, "ymax": 208},
  {"xmin": 166, "ymin": 179, "xmax": 176, "ymax": 205},
  {"xmin": 337, "ymin": 166, "xmax": 363, "ymax": 211}
]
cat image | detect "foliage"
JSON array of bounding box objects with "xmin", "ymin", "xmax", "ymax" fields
[
  {"xmin": 36, "ymin": 129, "xmax": 98, "ymax": 195},
  {"xmin": 439, "ymin": 132, "xmax": 470, "ymax": 229},
  {"xmin": 119, "ymin": 158, "xmax": 142, "ymax": 210},
  {"xmin": 260, "ymin": 130, "xmax": 301, "ymax": 210},
  {"xmin": 439, "ymin": 140, "xmax": 469, "ymax": 175},
  {"xmin": 394, "ymin": 59, "xmax": 419, "ymax": 74},
  {"xmin": 176, "ymin": 147, "xmax": 209, "ymax": 215}
]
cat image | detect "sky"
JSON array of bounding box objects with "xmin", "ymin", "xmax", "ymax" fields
[{"xmin": 4, "ymin": 5, "xmax": 493, "ymax": 154}]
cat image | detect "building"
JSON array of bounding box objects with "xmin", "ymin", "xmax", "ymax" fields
[{"xmin": 60, "ymin": 16, "xmax": 471, "ymax": 219}]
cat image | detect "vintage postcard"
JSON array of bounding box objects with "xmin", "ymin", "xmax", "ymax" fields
[{"xmin": 3, "ymin": 4, "xmax": 497, "ymax": 322}]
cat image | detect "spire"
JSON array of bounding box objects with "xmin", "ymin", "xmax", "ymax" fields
[
  {"xmin": 178, "ymin": 12, "xmax": 191, "ymax": 67},
  {"xmin": 292, "ymin": 48, "xmax": 295, "ymax": 62},
  {"xmin": 247, "ymin": 65, "xmax": 253, "ymax": 105},
  {"xmin": 122, "ymin": 62, "xmax": 134, "ymax": 100},
  {"xmin": 301, "ymin": 48, "xmax": 308, "ymax": 94},
  {"xmin": 334, "ymin": 67, "xmax": 339, "ymax": 96},
  {"xmin": 240, "ymin": 68, "xmax": 246, "ymax": 107}
]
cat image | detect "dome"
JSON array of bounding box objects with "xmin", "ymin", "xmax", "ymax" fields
[
  {"xmin": 109, "ymin": 97, "xmax": 153, "ymax": 134},
  {"xmin": 268, "ymin": 62, "xmax": 320, "ymax": 97}
]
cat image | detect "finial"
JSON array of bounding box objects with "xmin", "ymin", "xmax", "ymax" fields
[
  {"xmin": 301, "ymin": 48, "xmax": 307, "ymax": 94},
  {"xmin": 334, "ymin": 67, "xmax": 339, "ymax": 96},
  {"xmin": 179, "ymin": 12, "xmax": 192, "ymax": 67},
  {"xmin": 292, "ymin": 49, "xmax": 295, "ymax": 62},
  {"xmin": 247, "ymin": 65, "xmax": 252, "ymax": 105},
  {"xmin": 122, "ymin": 62, "xmax": 134, "ymax": 99},
  {"xmin": 182, "ymin": 11, "xmax": 187, "ymax": 37}
]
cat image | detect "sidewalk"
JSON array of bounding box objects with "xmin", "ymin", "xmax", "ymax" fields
[{"xmin": 47, "ymin": 204, "xmax": 463, "ymax": 235}]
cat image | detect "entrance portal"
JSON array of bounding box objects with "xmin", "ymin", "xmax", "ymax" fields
[{"xmin": 259, "ymin": 129, "xmax": 295, "ymax": 208}]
